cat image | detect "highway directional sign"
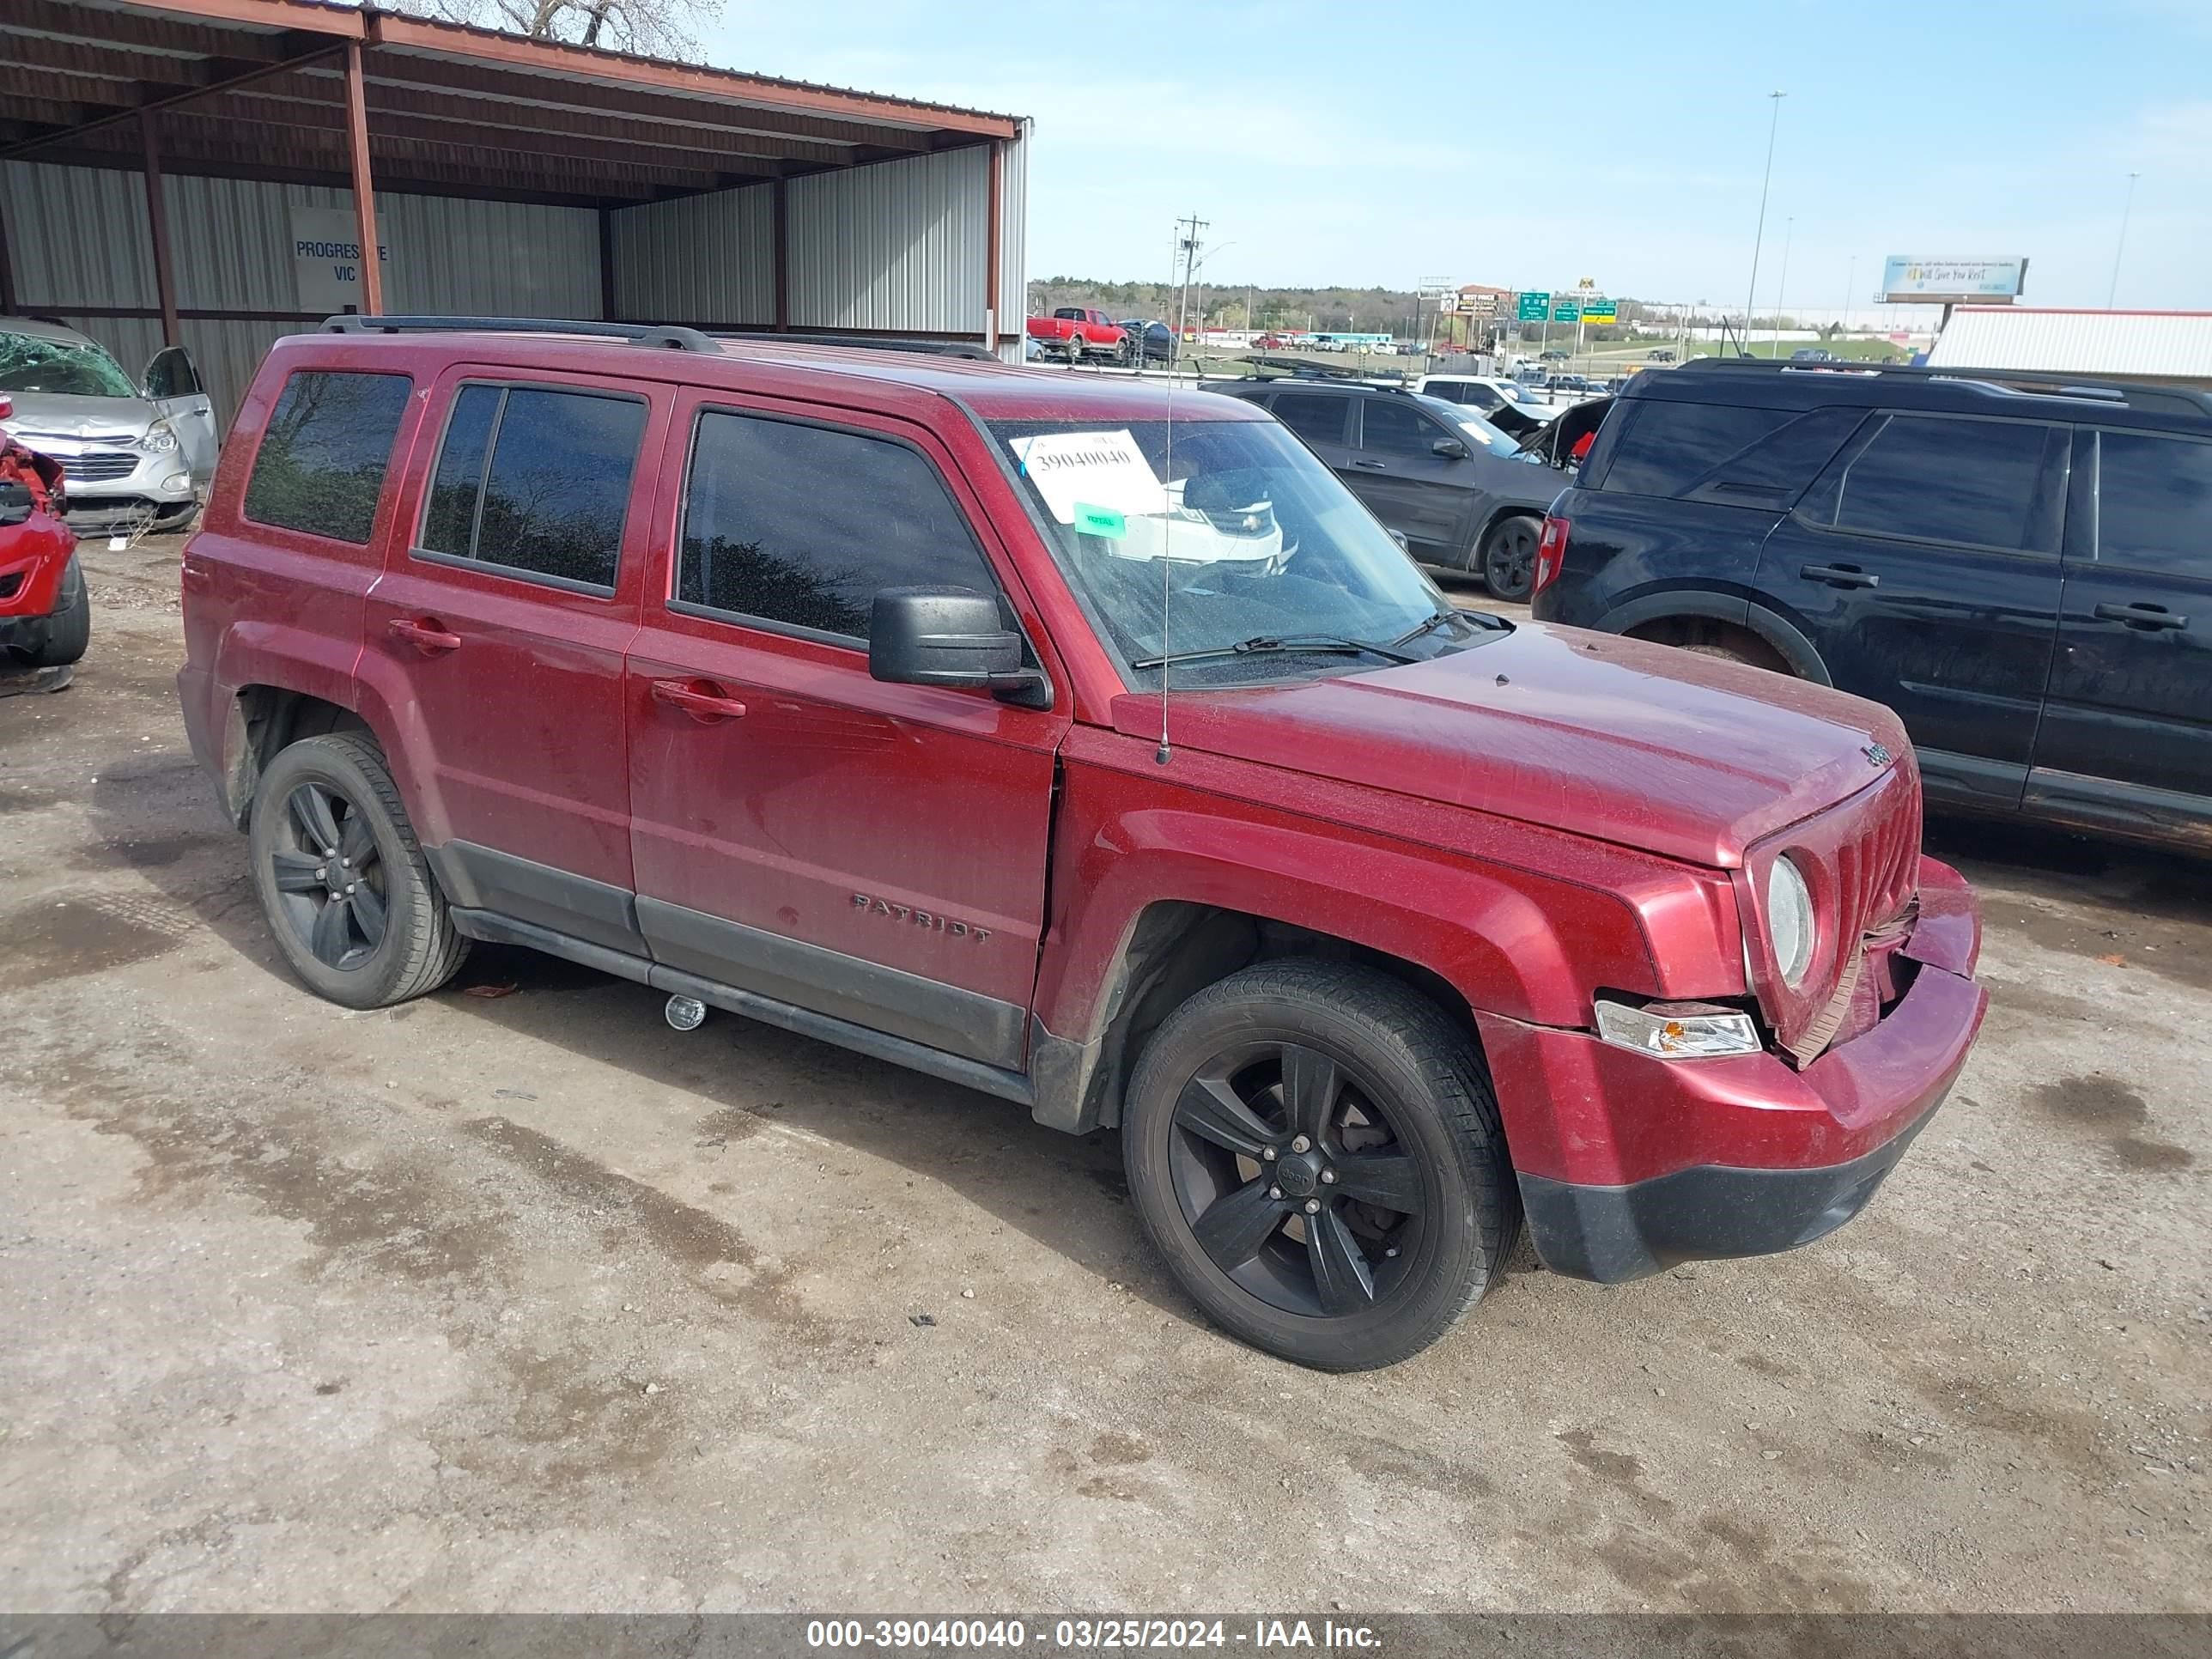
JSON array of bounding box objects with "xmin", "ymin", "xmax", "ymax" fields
[
  {"xmin": 1549, "ymin": 298, "xmax": 1580, "ymax": 323},
  {"xmin": 1582, "ymin": 299, "xmax": 1618, "ymax": 325},
  {"xmin": 1516, "ymin": 290, "xmax": 1550, "ymax": 322}
]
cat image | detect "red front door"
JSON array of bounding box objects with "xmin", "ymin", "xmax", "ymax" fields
[{"xmin": 623, "ymin": 388, "xmax": 1069, "ymax": 1069}]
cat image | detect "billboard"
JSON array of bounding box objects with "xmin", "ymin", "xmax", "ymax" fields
[{"xmin": 1879, "ymin": 257, "xmax": 2027, "ymax": 304}]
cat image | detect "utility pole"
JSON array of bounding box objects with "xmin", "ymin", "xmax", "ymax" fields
[
  {"xmin": 1744, "ymin": 90, "xmax": 1785, "ymax": 356},
  {"xmin": 2109, "ymin": 172, "xmax": 2140, "ymax": 307},
  {"xmin": 1172, "ymin": 212, "xmax": 1208, "ymax": 345},
  {"xmin": 1771, "ymin": 216, "xmax": 1793, "ymax": 357},
  {"xmin": 1843, "ymin": 254, "xmax": 1856, "ymax": 337}
]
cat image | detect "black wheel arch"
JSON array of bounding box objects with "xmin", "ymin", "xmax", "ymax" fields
[
  {"xmin": 220, "ymin": 685, "xmax": 380, "ymax": 830},
  {"xmin": 1596, "ymin": 588, "xmax": 1833, "ymax": 685},
  {"xmin": 1028, "ymin": 901, "xmax": 1491, "ymax": 1139}
]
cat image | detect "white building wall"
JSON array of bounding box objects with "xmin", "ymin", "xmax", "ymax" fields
[
  {"xmin": 607, "ymin": 182, "xmax": 775, "ymax": 327},
  {"xmin": 4, "ymin": 133, "xmax": 1030, "ymax": 416},
  {"xmin": 3, "ymin": 160, "xmax": 598, "ymax": 427},
  {"xmin": 787, "ymin": 146, "xmax": 984, "ymax": 336}
]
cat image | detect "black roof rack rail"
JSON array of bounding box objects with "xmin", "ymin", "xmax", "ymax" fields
[
  {"xmin": 321, "ymin": 314, "xmax": 719, "ymax": 353},
  {"xmin": 1674, "ymin": 355, "xmax": 2212, "ymax": 417},
  {"xmin": 710, "ymin": 329, "xmax": 999, "ymax": 362}
]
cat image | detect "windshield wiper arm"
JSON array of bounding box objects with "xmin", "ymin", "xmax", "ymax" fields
[{"xmin": 1132, "ymin": 632, "xmax": 1418, "ymax": 671}]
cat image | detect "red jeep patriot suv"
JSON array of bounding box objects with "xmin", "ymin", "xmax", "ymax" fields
[{"xmin": 179, "ymin": 317, "xmax": 1987, "ymax": 1370}]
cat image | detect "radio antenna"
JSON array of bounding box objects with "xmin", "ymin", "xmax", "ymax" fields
[
  {"xmin": 1158, "ymin": 213, "xmax": 1205, "ymax": 766},
  {"xmin": 1157, "ymin": 351, "xmax": 1177, "ymax": 766}
]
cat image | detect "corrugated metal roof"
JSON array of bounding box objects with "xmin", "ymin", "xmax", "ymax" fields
[{"xmin": 1929, "ymin": 307, "xmax": 2212, "ymax": 379}]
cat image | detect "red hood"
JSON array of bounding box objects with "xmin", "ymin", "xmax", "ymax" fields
[{"xmin": 1110, "ymin": 623, "xmax": 1911, "ymax": 868}]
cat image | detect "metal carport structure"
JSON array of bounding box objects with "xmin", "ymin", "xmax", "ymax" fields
[{"xmin": 0, "ymin": 0, "xmax": 1029, "ymax": 422}]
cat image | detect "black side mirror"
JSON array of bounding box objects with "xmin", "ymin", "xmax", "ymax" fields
[
  {"xmin": 870, "ymin": 588, "xmax": 1046, "ymax": 704},
  {"xmin": 1431, "ymin": 437, "xmax": 1468, "ymax": 460}
]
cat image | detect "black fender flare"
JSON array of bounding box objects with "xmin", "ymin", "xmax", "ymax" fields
[{"xmin": 1595, "ymin": 590, "xmax": 1832, "ymax": 686}]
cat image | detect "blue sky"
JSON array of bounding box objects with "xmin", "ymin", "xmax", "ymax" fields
[{"xmin": 702, "ymin": 0, "xmax": 2212, "ymax": 313}]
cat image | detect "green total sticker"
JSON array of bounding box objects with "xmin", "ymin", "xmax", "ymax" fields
[{"xmin": 1073, "ymin": 502, "xmax": 1128, "ymax": 538}]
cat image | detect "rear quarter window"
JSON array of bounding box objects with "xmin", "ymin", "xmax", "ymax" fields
[
  {"xmin": 242, "ymin": 369, "xmax": 413, "ymax": 544},
  {"xmin": 1599, "ymin": 401, "xmax": 1795, "ymax": 498}
]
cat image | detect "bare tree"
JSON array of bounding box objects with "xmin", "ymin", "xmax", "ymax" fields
[{"xmin": 384, "ymin": 0, "xmax": 714, "ymax": 58}]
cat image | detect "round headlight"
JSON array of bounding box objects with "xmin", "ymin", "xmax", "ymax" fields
[{"xmin": 1765, "ymin": 856, "xmax": 1815, "ymax": 988}]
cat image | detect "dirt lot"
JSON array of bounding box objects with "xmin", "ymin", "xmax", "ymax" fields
[{"xmin": 2, "ymin": 542, "xmax": 2206, "ymax": 1613}]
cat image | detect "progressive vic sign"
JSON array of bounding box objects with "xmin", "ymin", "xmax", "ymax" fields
[{"xmin": 291, "ymin": 206, "xmax": 392, "ymax": 312}]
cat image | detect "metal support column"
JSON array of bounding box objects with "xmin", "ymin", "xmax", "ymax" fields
[
  {"xmin": 773, "ymin": 176, "xmax": 789, "ymax": 332},
  {"xmin": 343, "ymin": 40, "xmax": 383, "ymax": 315},
  {"xmin": 985, "ymin": 138, "xmax": 1003, "ymax": 353},
  {"xmin": 140, "ymin": 112, "xmax": 179, "ymax": 346}
]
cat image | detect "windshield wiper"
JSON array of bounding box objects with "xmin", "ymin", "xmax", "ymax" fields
[{"xmin": 1132, "ymin": 632, "xmax": 1418, "ymax": 671}]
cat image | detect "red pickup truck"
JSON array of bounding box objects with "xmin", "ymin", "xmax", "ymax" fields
[
  {"xmin": 178, "ymin": 318, "xmax": 1985, "ymax": 1370},
  {"xmin": 1026, "ymin": 307, "xmax": 1123, "ymax": 364}
]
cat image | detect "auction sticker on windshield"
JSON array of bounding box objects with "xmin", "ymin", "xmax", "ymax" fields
[{"xmin": 1010, "ymin": 429, "xmax": 1167, "ymax": 523}]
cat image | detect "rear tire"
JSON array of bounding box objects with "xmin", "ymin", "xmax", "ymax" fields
[
  {"xmin": 9, "ymin": 556, "xmax": 89, "ymax": 667},
  {"xmin": 1122, "ymin": 959, "xmax": 1518, "ymax": 1371},
  {"xmin": 248, "ymin": 732, "xmax": 469, "ymax": 1010},
  {"xmin": 1479, "ymin": 516, "xmax": 1540, "ymax": 602}
]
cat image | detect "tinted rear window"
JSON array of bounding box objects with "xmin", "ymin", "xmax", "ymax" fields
[
  {"xmin": 414, "ymin": 384, "xmax": 646, "ymax": 590},
  {"xmin": 1808, "ymin": 414, "xmax": 2062, "ymax": 551},
  {"xmin": 1274, "ymin": 394, "xmax": 1350, "ymax": 446},
  {"xmin": 1599, "ymin": 401, "xmax": 1791, "ymax": 497},
  {"xmin": 242, "ymin": 370, "xmax": 411, "ymax": 544},
  {"xmin": 2097, "ymin": 430, "xmax": 2212, "ymax": 577}
]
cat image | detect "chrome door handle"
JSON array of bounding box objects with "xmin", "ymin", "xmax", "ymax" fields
[
  {"xmin": 1801, "ymin": 564, "xmax": 1880, "ymax": 589},
  {"xmin": 2094, "ymin": 602, "xmax": 2186, "ymax": 631}
]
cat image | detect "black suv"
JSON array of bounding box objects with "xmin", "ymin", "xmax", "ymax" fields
[{"xmin": 1533, "ymin": 359, "xmax": 2212, "ymax": 847}]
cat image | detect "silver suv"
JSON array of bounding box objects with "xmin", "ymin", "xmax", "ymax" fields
[{"xmin": 0, "ymin": 318, "xmax": 217, "ymax": 534}]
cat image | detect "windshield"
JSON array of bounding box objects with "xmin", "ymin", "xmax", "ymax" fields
[
  {"xmin": 0, "ymin": 332, "xmax": 138, "ymax": 399},
  {"xmin": 990, "ymin": 417, "xmax": 1474, "ymax": 685}
]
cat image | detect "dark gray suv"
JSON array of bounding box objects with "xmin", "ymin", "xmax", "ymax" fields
[{"xmin": 1207, "ymin": 380, "xmax": 1570, "ymax": 599}]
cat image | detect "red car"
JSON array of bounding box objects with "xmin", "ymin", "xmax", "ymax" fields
[
  {"xmin": 0, "ymin": 396, "xmax": 88, "ymax": 674},
  {"xmin": 178, "ymin": 318, "xmax": 1986, "ymax": 1370}
]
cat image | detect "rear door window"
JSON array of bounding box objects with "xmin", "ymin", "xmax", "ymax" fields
[
  {"xmin": 2095, "ymin": 430, "xmax": 2212, "ymax": 576},
  {"xmin": 242, "ymin": 369, "xmax": 412, "ymax": 544},
  {"xmin": 676, "ymin": 409, "xmax": 1003, "ymax": 642},
  {"xmin": 1358, "ymin": 398, "xmax": 1445, "ymax": 455},
  {"xmin": 1273, "ymin": 394, "xmax": 1351, "ymax": 447},
  {"xmin": 414, "ymin": 384, "xmax": 647, "ymax": 592},
  {"xmin": 1806, "ymin": 414, "xmax": 2064, "ymax": 552}
]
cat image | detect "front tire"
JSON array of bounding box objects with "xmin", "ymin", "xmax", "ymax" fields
[
  {"xmin": 1479, "ymin": 515, "xmax": 1540, "ymax": 602},
  {"xmin": 1122, "ymin": 959, "xmax": 1519, "ymax": 1370},
  {"xmin": 248, "ymin": 732, "xmax": 468, "ymax": 1009}
]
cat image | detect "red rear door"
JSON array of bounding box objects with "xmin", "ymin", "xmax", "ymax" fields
[
  {"xmin": 624, "ymin": 388, "xmax": 1069, "ymax": 1068},
  {"xmin": 361, "ymin": 366, "xmax": 668, "ymax": 952}
]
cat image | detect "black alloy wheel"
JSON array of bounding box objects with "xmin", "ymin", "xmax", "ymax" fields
[
  {"xmin": 1480, "ymin": 516, "xmax": 1540, "ymax": 602},
  {"xmin": 1168, "ymin": 1041, "xmax": 1425, "ymax": 1318},
  {"xmin": 267, "ymin": 778, "xmax": 388, "ymax": 971},
  {"xmin": 1123, "ymin": 959, "xmax": 1517, "ymax": 1370},
  {"xmin": 246, "ymin": 732, "xmax": 469, "ymax": 1009}
]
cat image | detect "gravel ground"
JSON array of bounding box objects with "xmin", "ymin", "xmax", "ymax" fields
[{"xmin": 1, "ymin": 541, "xmax": 2205, "ymax": 1613}]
